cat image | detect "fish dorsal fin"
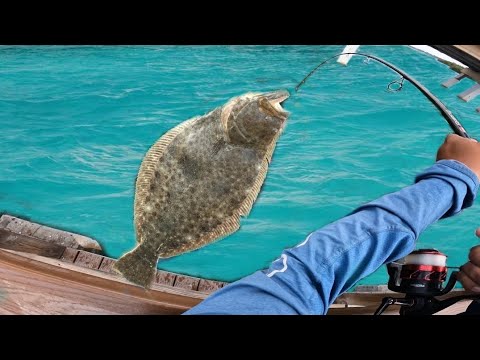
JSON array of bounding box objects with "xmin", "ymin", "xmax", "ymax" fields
[{"xmin": 134, "ymin": 116, "xmax": 199, "ymax": 240}]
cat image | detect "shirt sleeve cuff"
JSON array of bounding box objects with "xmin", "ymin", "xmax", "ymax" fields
[{"xmin": 415, "ymin": 159, "xmax": 479, "ymax": 218}]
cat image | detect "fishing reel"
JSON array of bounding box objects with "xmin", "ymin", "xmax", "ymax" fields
[{"xmin": 374, "ymin": 249, "xmax": 479, "ymax": 315}]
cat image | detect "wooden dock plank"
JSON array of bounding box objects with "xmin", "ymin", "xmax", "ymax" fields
[
  {"xmin": 174, "ymin": 275, "xmax": 200, "ymax": 291},
  {"xmin": 0, "ymin": 215, "xmax": 12, "ymax": 229},
  {"xmin": 0, "ymin": 229, "xmax": 66, "ymax": 258},
  {"xmin": 5, "ymin": 218, "xmax": 42, "ymax": 237},
  {"xmin": 458, "ymin": 83, "xmax": 480, "ymax": 102},
  {"xmin": 434, "ymin": 300, "xmax": 473, "ymax": 315},
  {"xmin": 0, "ymin": 249, "xmax": 203, "ymax": 314},
  {"xmin": 0, "ymin": 215, "xmax": 102, "ymax": 252},
  {"xmin": 462, "ymin": 67, "xmax": 480, "ymax": 84},
  {"xmin": 98, "ymin": 257, "xmax": 116, "ymax": 274},
  {"xmin": 197, "ymin": 279, "xmax": 226, "ymax": 293},
  {"xmin": 442, "ymin": 73, "xmax": 467, "ymax": 88},
  {"xmin": 71, "ymin": 233, "xmax": 102, "ymax": 253},
  {"xmin": 455, "ymin": 46, "xmax": 480, "ymax": 66},
  {"xmin": 60, "ymin": 248, "xmax": 79, "ymax": 263},
  {"xmin": 431, "ymin": 46, "xmax": 480, "ymax": 73},
  {"xmin": 0, "ymin": 214, "xmax": 240, "ymax": 314},
  {"xmin": 156, "ymin": 271, "xmax": 176, "ymax": 286},
  {"xmin": 353, "ymin": 285, "xmax": 390, "ymax": 292},
  {"xmin": 74, "ymin": 251, "xmax": 103, "ymax": 270},
  {"xmin": 3, "ymin": 242, "xmax": 477, "ymax": 314},
  {"xmin": 35, "ymin": 227, "xmax": 99, "ymax": 252},
  {"xmin": 33, "ymin": 226, "xmax": 83, "ymax": 248}
]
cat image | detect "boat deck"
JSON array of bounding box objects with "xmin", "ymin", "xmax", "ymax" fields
[
  {"xmin": 0, "ymin": 214, "xmax": 225, "ymax": 314},
  {"xmin": 0, "ymin": 214, "xmax": 474, "ymax": 315}
]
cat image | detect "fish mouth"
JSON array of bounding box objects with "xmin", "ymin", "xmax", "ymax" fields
[{"xmin": 263, "ymin": 90, "xmax": 290, "ymax": 118}]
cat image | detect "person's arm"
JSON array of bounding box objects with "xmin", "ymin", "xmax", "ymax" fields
[{"xmin": 185, "ymin": 135, "xmax": 480, "ymax": 315}]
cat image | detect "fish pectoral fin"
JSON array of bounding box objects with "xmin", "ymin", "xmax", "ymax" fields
[{"xmin": 113, "ymin": 244, "xmax": 159, "ymax": 288}]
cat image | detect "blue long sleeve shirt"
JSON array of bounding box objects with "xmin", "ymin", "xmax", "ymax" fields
[{"xmin": 185, "ymin": 160, "xmax": 479, "ymax": 315}]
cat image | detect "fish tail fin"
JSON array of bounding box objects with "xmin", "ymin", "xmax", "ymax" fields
[{"xmin": 113, "ymin": 244, "xmax": 158, "ymax": 288}]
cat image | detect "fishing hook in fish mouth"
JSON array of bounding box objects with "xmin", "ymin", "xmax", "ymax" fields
[{"xmin": 294, "ymin": 51, "xmax": 470, "ymax": 139}]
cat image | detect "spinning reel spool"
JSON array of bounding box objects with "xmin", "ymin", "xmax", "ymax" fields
[{"xmin": 375, "ymin": 249, "xmax": 478, "ymax": 315}]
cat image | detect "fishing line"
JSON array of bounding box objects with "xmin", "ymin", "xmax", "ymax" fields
[{"xmin": 293, "ymin": 52, "xmax": 470, "ymax": 138}]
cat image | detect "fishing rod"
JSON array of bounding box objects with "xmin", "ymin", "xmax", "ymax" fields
[
  {"xmin": 294, "ymin": 53, "xmax": 480, "ymax": 314},
  {"xmin": 294, "ymin": 52, "xmax": 470, "ymax": 138}
]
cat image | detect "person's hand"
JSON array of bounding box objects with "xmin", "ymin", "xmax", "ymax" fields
[
  {"xmin": 457, "ymin": 228, "xmax": 480, "ymax": 293},
  {"xmin": 436, "ymin": 134, "xmax": 480, "ymax": 181}
]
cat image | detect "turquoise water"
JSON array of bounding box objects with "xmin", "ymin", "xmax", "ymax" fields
[{"xmin": 1, "ymin": 45, "xmax": 480, "ymax": 287}]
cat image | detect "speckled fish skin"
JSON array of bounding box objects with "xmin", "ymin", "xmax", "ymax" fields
[{"xmin": 113, "ymin": 90, "xmax": 290, "ymax": 288}]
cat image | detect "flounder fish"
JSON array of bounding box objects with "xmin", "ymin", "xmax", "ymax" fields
[{"xmin": 114, "ymin": 90, "xmax": 290, "ymax": 287}]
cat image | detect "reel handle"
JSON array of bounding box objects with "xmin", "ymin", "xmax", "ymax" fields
[
  {"xmin": 439, "ymin": 271, "xmax": 458, "ymax": 296},
  {"xmin": 374, "ymin": 297, "xmax": 414, "ymax": 315}
]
